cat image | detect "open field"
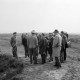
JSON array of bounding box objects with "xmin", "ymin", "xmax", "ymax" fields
[
  {"xmin": 0, "ymin": 34, "xmax": 80, "ymax": 80},
  {"xmin": 0, "ymin": 33, "xmax": 25, "ymax": 57}
]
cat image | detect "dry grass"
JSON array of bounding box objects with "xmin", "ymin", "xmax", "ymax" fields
[{"xmin": 0, "ymin": 54, "xmax": 24, "ymax": 80}]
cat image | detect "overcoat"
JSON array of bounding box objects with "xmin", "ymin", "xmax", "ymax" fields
[{"xmin": 52, "ymin": 34, "xmax": 62, "ymax": 57}]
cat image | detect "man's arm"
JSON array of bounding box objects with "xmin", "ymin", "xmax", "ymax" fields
[
  {"xmin": 35, "ymin": 37, "xmax": 38, "ymax": 48},
  {"xmin": 27, "ymin": 37, "xmax": 29, "ymax": 48}
]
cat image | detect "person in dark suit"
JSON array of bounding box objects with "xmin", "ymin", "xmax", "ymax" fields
[
  {"xmin": 64, "ymin": 32, "xmax": 68, "ymax": 61},
  {"xmin": 21, "ymin": 33, "xmax": 29, "ymax": 58},
  {"xmin": 39, "ymin": 33, "xmax": 47, "ymax": 64},
  {"xmin": 48, "ymin": 33, "xmax": 54, "ymax": 62},
  {"xmin": 60, "ymin": 31, "xmax": 67, "ymax": 62}
]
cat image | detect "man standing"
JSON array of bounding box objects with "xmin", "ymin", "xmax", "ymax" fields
[
  {"xmin": 52, "ymin": 30, "xmax": 62, "ymax": 68},
  {"xmin": 48, "ymin": 33, "xmax": 54, "ymax": 62},
  {"xmin": 10, "ymin": 32, "xmax": 17, "ymax": 58},
  {"xmin": 21, "ymin": 33, "xmax": 29, "ymax": 58},
  {"xmin": 60, "ymin": 31, "xmax": 67, "ymax": 63},
  {"xmin": 64, "ymin": 32, "xmax": 68, "ymax": 61},
  {"xmin": 39, "ymin": 33, "xmax": 47, "ymax": 64},
  {"xmin": 27, "ymin": 30, "xmax": 38, "ymax": 64}
]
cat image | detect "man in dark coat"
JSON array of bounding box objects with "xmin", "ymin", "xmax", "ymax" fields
[
  {"xmin": 21, "ymin": 34, "xmax": 29, "ymax": 58},
  {"xmin": 60, "ymin": 31, "xmax": 65, "ymax": 63},
  {"xmin": 39, "ymin": 33, "xmax": 47, "ymax": 64},
  {"xmin": 64, "ymin": 32, "xmax": 68, "ymax": 61},
  {"xmin": 48, "ymin": 33, "xmax": 54, "ymax": 62},
  {"xmin": 60, "ymin": 31, "xmax": 67, "ymax": 62}
]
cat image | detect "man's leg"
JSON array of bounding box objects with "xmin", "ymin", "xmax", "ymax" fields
[
  {"xmin": 41, "ymin": 54, "xmax": 44, "ymax": 64},
  {"xmin": 64, "ymin": 48, "xmax": 67, "ymax": 61},
  {"xmin": 33, "ymin": 48, "xmax": 37, "ymax": 64},
  {"xmin": 25, "ymin": 46, "xmax": 29, "ymax": 58},
  {"xmin": 29, "ymin": 48, "xmax": 33, "ymax": 64},
  {"xmin": 60, "ymin": 49, "xmax": 64, "ymax": 63},
  {"xmin": 49, "ymin": 49, "xmax": 53, "ymax": 62},
  {"xmin": 54, "ymin": 57, "xmax": 61, "ymax": 68},
  {"xmin": 41, "ymin": 52, "xmax": 46, "ymax": 64},
  {"xmin": 12, "ymin": 46, "xmax": 17, "ymax": 58},
  {"xmin": 24, "ymin": 46, "xmax": 27, "ymax": 58}
]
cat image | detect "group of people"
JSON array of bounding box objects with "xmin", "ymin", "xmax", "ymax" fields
[{"xmin": 10, "ymin": 29, "xmax": 69, "ymax": 69}]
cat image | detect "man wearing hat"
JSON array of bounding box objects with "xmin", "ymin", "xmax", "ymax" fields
[
  {"xmin": 52, "ymin": 29, "xmax": 62, "ymax": 68},
  {"xmin": 60, "ymin": 31, "xmax": 67, "ymax": 63},
  {"xmin": 27, "ymin": 30, "xmax": 38, "ymax": 64},
  {"xmin": 10, "ymin": 32, "xmax": 17, "ymax": 58}
]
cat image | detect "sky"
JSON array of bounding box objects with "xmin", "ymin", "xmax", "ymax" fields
[{"xmin": 0, "ymin": 0, "xmax": 80, "ymax": 34}]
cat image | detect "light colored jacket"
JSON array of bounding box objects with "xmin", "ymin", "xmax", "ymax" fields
[
  {"xmin": 27, "ymin": 35, "xmax": 38, "ymax": 48},
  {"xmin": 52, "ymin": 33, "xmax": 62, "ymax": 57}
]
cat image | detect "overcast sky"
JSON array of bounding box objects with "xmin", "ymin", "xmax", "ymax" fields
[{"xmin": 0, "ymin": 0, "xmax": 80, "ymax": 33}]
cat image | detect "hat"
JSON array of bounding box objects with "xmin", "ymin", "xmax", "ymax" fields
[
  {"xmin": 42, "ymin": 33, "xmax": 45, "ymax": 36},
  {"xmin": 31, "ymin": 30, "xmax": 36, "ymax": 34},
  {"xmin": 61, "ymin": 31, "xmax": 64, "ymax": 34},
  {"xmin": 53, "ymin": 29, "xmax": 59, "ymax": 33},
  {"xmin": 13, "ymin": 32, "xmax": 17, "ymax": 35}
]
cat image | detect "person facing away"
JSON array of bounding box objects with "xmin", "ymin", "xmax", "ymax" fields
[
  {"xmin": 10, "ymin": 32, "xmax": 17, "ymax": 58},
  {"xmin": 27, "ymin": 30, "xmax": 38, "ymax": 64},
  {"xmin": 52, "ymin": 29, "xmax": 62, "ymax": 69}
]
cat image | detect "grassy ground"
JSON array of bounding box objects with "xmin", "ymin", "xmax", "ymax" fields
[
  {"xmin": 0, "ymin": 54, "xmax": 24, "ymax": 80},
  {"xmin": 0, "ymin": 34, "xmax": 80, "ymax": 80}
]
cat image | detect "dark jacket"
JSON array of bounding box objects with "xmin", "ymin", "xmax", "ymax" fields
[
  {"xmin": 39, "ymin": 36, "xmax": 47, "ymax": 54},
  {"xmin": 22, "ymin": 35, "xmax": 27, "ymax": 47}
]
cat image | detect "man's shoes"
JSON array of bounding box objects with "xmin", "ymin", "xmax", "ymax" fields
[
  {"xmin": 42, "ymin": 62, "xmax": 46, "ymax": 64},
  {"xmin": 60, "ymin": 60, "xmax": 64, "ymax": 63},
  {"xmin": 56, "ymin": 65, "xmax": 61, "ymax": 69},
  {"xmin": 34, "ymin": 62, "xmax": 38, "ymax": 64},
  {"xmin": 54, "ymin": 64, "xmax": 57, "ymax": 66},
  {"xmin": 54, "ymin": 64, "xmax": 61, "ymax": 69}
]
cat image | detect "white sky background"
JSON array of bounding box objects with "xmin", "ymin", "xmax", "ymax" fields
[{"xmin": 0, "ymin": 0, "xmax": 80, "ymax": 33}]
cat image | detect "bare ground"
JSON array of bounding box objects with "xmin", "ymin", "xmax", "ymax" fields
[{"xmin": 10, "ymin": 46, "xmax": 80, "ymax": 80}]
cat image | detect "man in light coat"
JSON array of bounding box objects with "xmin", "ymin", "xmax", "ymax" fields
[{"xmin": 52, "ymin": 29, "xmax": 62, "ymax": 68}]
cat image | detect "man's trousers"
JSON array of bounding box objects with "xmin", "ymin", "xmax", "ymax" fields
[
  {"xmin": 12, "ymin": 46, "xmax": 17, "ymax": 58},
  {"xmin": 29, "ymin": 48, "xmax": 37, "ymax": 64}
]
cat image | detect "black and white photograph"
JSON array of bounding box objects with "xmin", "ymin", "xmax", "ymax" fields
[{"xmin": 0, "ymin": 0, "xmax": 80, "ymax": 80}]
